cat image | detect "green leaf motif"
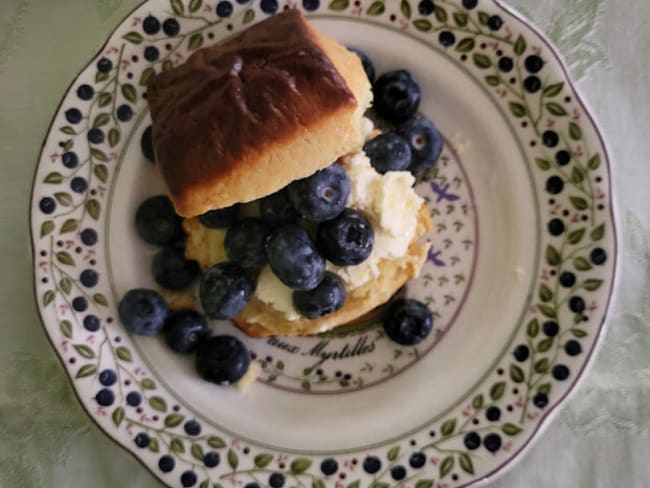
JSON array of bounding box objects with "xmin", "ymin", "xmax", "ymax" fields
[
  {"xmin": 75, "ymin": 364, "xmax": 96, "ymax": 378},
  {"xmin": 571, "ymin": 328, "xmax": 588, "ymax": 338},
  {"xmin": 535, "ymin": 158, "xmax": 551, "ymax": 170},
  {"xmin": 141, "ymin": 378, "xmax": 156, "ymax": 390},
  {"xmin": 485, "ymin": 75, "xmax": 500, "ymax": 86},
  {"xmin": 243, "ymin": 9, "xmax": 255, "ymax": 24},
  {"xmin": 189, "ymin": 0, "xmax": 202, "ymax": 13},
  {"xmin": 543, "ymin": 82, "xmax": 564, "ymax": 97},
  {"xmin": 312, "ymin": 480, "xmax": 326, "ymax": 488},
  {"xmin": 413, "ymin": 19, "xmax": 432, "ymax": 32},
  {"xmin": 148, "ymin": 439, "xmax": 159, "ymax": 452},
  {"xmin": 346, "ymin": 481, "xmax": 361, "ymax": 488},
  {"xmin": 502, "ymin": 423, "xmax": 523, "ymax": 436},
  {"xmin": 149, "ymin": 396, "xmax": 168, "ymax": 412},
  {"xmin": 162, "ymin": 60, "xmax": 174, "ymax": 71},
  {"xmin": 366, "ymin": 1, "xmax": 384, "ymax": 15},
  {"xmin": 290, "ymin": 458, "xmax": 312, "ymax": 474},
  {"xmin": 328, "ymin": 0, "xmax": 349, "ymax": 11},
  {"xmin": 546, "ymin": 245, "xmax": 561, "ymax": 266},
  {"xmin": 453, "ymin": 11, "xmax": 468, "ymax": 27},
  {"xmin": 514, "ymin": 35, "xmax": 526, "ymax": 56},
  {"xmin": 44, "ymin": 172, "xmax": 63, "ymax": 184},
  {"xmin": 140, "ymin": 67, "xmax": 156, "ymax": 86},
  {"xmin": 473, "ymin": 53, "xmax": 491, "ymax": 69},
  {"xmin": 371, "ymin": 483, "xmax": 389, "ymax": 488},
  {"xmin": 538, "ymin": 337, "xmax": 553, "ymax": 353},
  {"xmin": 401, "ymin": 0, "xmax": 411, "ymax": 19},
  {"xmin": 171, "ymin": 0, "xmax": 184, "ymax": 15},
  {"xmin": 538, "ymin": 304, "xmax": 557, "ymax": 319},
  {"xmin": 116, "ymin": 346, "xmax": 132, "ymax": 362},
  {"xmin": 123, "ymin": 31, "xmax": 144, "ymax": 44},
  {"xmin": 165, "ymin": 413, "xmax": 185, "ymax": 427},
  {"xmin": 56, "ymin": 251, "xmax": 75, "ymax": 266},
  {"xmin": 539, "ymin": 284, "xmax": 553, "ymax": 302},
  {"xmin": 455, "ymin": 37, "xmax": 475, "ymax": 53},
  {"xmin": 387, "ymin": 446, "xmax": 400, "ymax": 461},
  {"xmin": 121, "ymin": 83, "xmax": 137, "ymax": 103},
  {"xmin": 199, "ymin": 481, "xmax": 209, "ymax": 488},
  {"xmin": 86, "ymin": 199, "xmax": 101, "ymax": 220},
  {"xmin": 570, "ymin": 196, "xmax": 589, "ymax": 211},
  {"xmin": 546, "ymin": 102, "xmax": 567, "ymax": 116},
  {"xmin": 60, "ymin": 320, "xmax": 73, "ymax": 339},
  {"xmin": 510, "ymin": 364, "xmax": 525, "ymax": 383},
  {"xmin": 41, "ymin": 220, "xmax": 55, "ymax": 237},
  {"xmin": 112, "ymin": 407, "xmax": 125, "ymax": 427},
  {"xmin": 534, "ymin": 357, "xmax": 550, "ymax": 374},
  {"xmin": 472, "ymin": 393, "xmax": 484, "ymax": 409},
  {"xmin": 415, "ymin": 481, "xmax": 433, "ymax": 488},
  {"xmin": 477, "ymin": 11, "xmax": 489, "ymax": 25},
  {"xmin": 60, "ymin": 125, "xmax": 77, "ymax": 135},
  {"xmin": 574, "ymin": 256, "xmax": 592, "ymax": 271},
  {"xmin": 73, "ymin": 344, "xmax": 95, "ymax": 359},
  {"xmin": 490, "ymin": 381, "xmax": 506, "ymax": 401},
  {"xmin": 91, "ymin": 147, "xmax": 108, "ymax": 162},
  {"xmin": 108, "ymin": 128, "xmax": 120, "ymax": 148},
  {"xmin": 439, "ymin": 456, "xmax": 454, "ymax": 478},
  {"xmin": 254, "ymin": 453, "xmax": 273, "ymax": 468},
  {"xmin": 98, "ymin": 93, "xmax": 112, "ymax": 108},
  {"xmin": 62, "ymin": 139, "xmax": 73, "ymax": 151},
  {"xmin": 538, "ymin": 383, "xmax": 552, "ymax": 395},
  {"xmin": 60, "ymin": 219, "xmax": 78, "ymax": 234},
  {"xmin": 584, "ymin": 279, "xmax": 603, "ymax": 291},
  {"xmin": 588, "ymin": 154, "xmax": 601, "ymax": 170},
  {"xmin": 191, "ymin": 443, "xmax": 205, "ymax": 462},
  {"xmin": 171, "ymin": 437, "xmax": 185, "ymax": 453},
  {"xmin": 227, "ymin": 448, "xmax": 238, "ymax": 469},
  {"xmin": 189, "ymin": 33, "xmax": 204, "ymax": 51},
  {"xmin": 591, "ymin": 224, "xmax": 605, "ymax": 241},
  {"xmin": 569, "ymin": 121, "xmax": 582, "ymax": 140},
  {"xmin": 509, "ymin": 102, "xmax": 526, "ymax": 118},
  {"xmin": 527, "ymin": 318, "xmax": 539, "ymax": 338},
  {"xmin": 440, "ymin": 418, "xmax": 456, "ymax": 436},
  {"xmin": 93, "ymin": 293, "xmax": 108, "ymax": 306},
  {"xmin": 459, "ymin": 453, "xmax": 474, "ymax": 474},
  {"xmin": 94, "ymin": 164, "xmax": 109, "ymax": 183},
  {"xmin": 43, "ymin": 290, "xmax": 55, "ymax": 306},
  {"xmin": 567, "ymin": 228, "xmax": 586, "ymax": 244},
  {"xmin": 434, "ymin": 5, "xmax": 447, "ymax": 23},
  {"xmin": 55, "ymin": 192, "xmax": 73, "ymax": 207},
  {"xmin": 96, "ymin": 71, "xmax": 109, "ymax": 83},
  {"xmin": 59, "ymin": 278, "xmax": 71, "ymax": 295},
  {"xmin": 207, "ymin": 436, "xmax": 226, "ymax": 448}
]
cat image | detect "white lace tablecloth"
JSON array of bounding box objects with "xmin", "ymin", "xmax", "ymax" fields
[{"xmin": 1, "ymin": 0, "xmax": 648, "ymax": 486}]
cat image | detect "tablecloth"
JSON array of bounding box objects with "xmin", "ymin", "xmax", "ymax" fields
[{"xmin": 1, "ymin": 0, "xmax": 648, "ymax": 486}]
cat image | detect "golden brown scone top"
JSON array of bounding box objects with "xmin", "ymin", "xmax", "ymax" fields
[{"xmin": 147, "ymin": 10, "xmax": 357, "ymax": 216}]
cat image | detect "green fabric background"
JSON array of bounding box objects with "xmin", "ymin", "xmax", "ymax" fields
[{"xmin": 1, "ymin": 0, "xmax": 648, "ymax": 486}]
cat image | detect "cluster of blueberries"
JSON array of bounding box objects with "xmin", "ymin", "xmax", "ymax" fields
[{"xmin": 119, "ymin": 51, "xmax": 440, "ymax": 386}]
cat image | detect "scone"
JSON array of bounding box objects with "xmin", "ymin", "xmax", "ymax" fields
[{"xmin": 147, "ymin": 10, "xmax": 372, "ymax": 217}]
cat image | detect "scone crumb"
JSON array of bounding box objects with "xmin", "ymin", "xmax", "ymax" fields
[
  {"xmin": 159, "ymin": 288, "xmax": 196, "ymax": 311},
  {"xmin": 236, "ymin": 361, "xmax": 262, "ymax": 393}
]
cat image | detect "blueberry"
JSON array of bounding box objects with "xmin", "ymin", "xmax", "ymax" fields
[
  {"xmin": 523, "ymin": 75, "xmax": 542, "ymax": 93},
  {"xmin": 71, "ymin": 176, "xmax": 87, "ymax": 193},
  {"xmin": 72, "ymin": 296, "xmax": 88, "ymax": 312},
  {"xmin": 225, "ymin": 218, "xmax": 271, "ymax": 268},
  {"xmin": 77, "ymin": 84, "xmax": 94, "ymax": 100},
  {"xmin": 117, "ymin": 104, "xmax": 133, "ymax": 122},
  {"xmin": 144, "ymin": 45, "xmax": 159, "ymax": 62},
  {"xmin": 383, "ymin": 299, "xmax": 433, "ymax": 346},
  {"xmin": 569, "ymin": 296, "xmax": 586, "ymax": 313},
  {"xmin": 163, "ymin": 18, "xmax": 180, "ymax": 37},
  {"xmin": 498, "ymin": 57, "xmax": 514, "ymax": 72},
  {"xmin": 485, "ymin": 406, "xmax": 501, "ymax": 421},
  {"xmin": 135, "ymin": 195, "xmax": 183, "ymax": 245},
  {"xmin": 184, "ymin": 420, "xmax": 202, "ymax": 436},
  {"xmin": 265, "ymin": 225, "xmax": 326, "ymax": 290},
  {"xmin": 409, "ymin": 452, "xmax": 426, "ymax": 468},
  {"xmin": 362, "ymin": 456, "xmax": 381, "ymax": 474},
  {"xmin": 302, "ymin": 0, "xmax": 320, "ymax": 11},
  {"xmin": 216, "ymin": 1, "xmax": 233, "ymax": 17},
  {"xmin": 546, "ymin": 176, "xmax": 564, "ymax": 194},
  {"xmin": 483, "ymin": 433, "xmax": 502, "ymax": 452},
  {"xmin": 547, "ymin": 218, "xmax": 565, "ymax": 236},
  {"xmin": 439, "ymin": 31, "xmax": 456, "ymax": 47},
  {"xmin": 62, "ymin": 151, "xmax": 79, "ymax": 168},
  {"xmin": 260, "ymin": 0, "xmax": 278, "ymax": 14},
  {"xmin": 200, "ymin": 263, "xmax": 254, "ymax": 319},
  {"xmin": 80, "ymin": 269, "xmax": 99, "ymax": 287},
  {"xmin": 196, "ymin": 335, "xmax": 250, "ymax": 385},
  {"xmin": 316, "ymin": 208, "xmax": 374, "ymax": 266},
  {"xmin": 65, "ymin": 108, "xmax": 82, "ymax": 124},
  {"xmin": 525, "ymin": 55, "xmax": 544, "ymax": 73},
  {"xmin": 159, "ymin": 455, "xmax": 175, "ymax": 473},
  {"xmin": 533, "ymin": 393, "xmax": 549, "ymax": 409},
  {"xmin": 513, "ymin": 344, "xmax": 529, "ymax": 362},
  {"xmin": 590, "ymin": 248, "xmax": 607, "ymax": 265},
  {"xmin": 373, "ymin": 70, "xmax": 421, "ymax": 122},
  {"xmin": 97, "ymin": 57, "xmax": 113, "ymax": 73},
  {"xmin": 462, "ymin": 0, "xmax": 478, "ymax": 8},
  {"xmin": 143, "ymin": 15, "xmax": 161, "ymax": 35},
  {"xmin": 181, "ymin": 471, "xmax": 197, "ymax": 487},
  {"xmin": 487, "ymin": 15, "xmax": 503, "ymax": 31},
  {"xmin": 269, "ymin": 473, "xmax": 285, "ymax": 488},
  {"xmin": 203, "ymin": 451, "xmax": 220, "ymax": 468},
  {"xmin": 134, "ymin": 432, "xmax": 150, "ymax": 448},
  {"xmin": 348, "ymin": 47, "xmax": 375, "ymax": 83},
  {"xmin": 83, "ymin": 314, "xmax": 101, "ymax": 331},
  {"xmin": 152, "ymin": 246, "xmax": 200, "ymax": 290},
  {"xmin": 565, "ymin": 340, "xmax": 582, "ymax": 356},
  {"xmin": 198, "ymin": 204, "xmax": 240, "ymax": 228},
  {"xmin": 543, "ymin": 321, "xmax": 559, "ymax": 337},
  {"xmin": 391, "ymin": 466, "xmax": 406, "ymax": 481},
  {"xmin": 542, "ymin": 130, "xmax": 559, "ymax": 148},
  {"xmin": 126, "ymin": 391, "xmax": 142, "ymax": 406},
  {"xmin": 87, "ymin": 128, "xmax": 104, "ymax": 144},
  {"xmin": 293, "ymin": 271, "xmax": 346, "ymax": 319},
  {"xmin": 288, "ymin": 163, "xmax": 350, "ymax": 222},
  {"xmin": 552, "ymin": 364, "xmax": 570, "ymax": 380},
  {"xmin": 98, "ymin": 369, "xmax": 117, "ymax": 386},
  {"xmin": 395, "ymin": 116, "xmax": 444, "ymax": 172},
  {"xmin": 39, "ymin": 197, "xmax": 56, "ymax": 214},
  {"xmin": 260, "ymin": 189, "xmax": 299, "ymax": 226},
  {"xmin": 141, "ymin": 126, "xmax": 155, "ymax": 163},
  {"xmin": 118, "ymin": 289, "xmax": 168, "ymax": 336},
  {"xmin": 320, "ymin": 458, "xmax": 338, "ymax": 475},
  {"xmin": 363, "ymin": 133, "xmax": 412, "ymax": 173},
  {"xmin": 559, "ymin": 271, "xmax": 576, "ymax": 288},
  {"xmin": 95, "ymin": 388, "xmax": 115, "ymax": 406},
  {"xmin": 164, "ymin": 310, "xmax": 208, "ymax": 354},
  {"xmin": 555, "ymin": 150, "xmax": 571, "ymax": 166},
  {"xmin": 464, "ymin": 432, "xmax": 481, "ymax": 450},
  {"xmin": 418, "ymin": 0, "xmax": 434, "ymax": 15}
]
